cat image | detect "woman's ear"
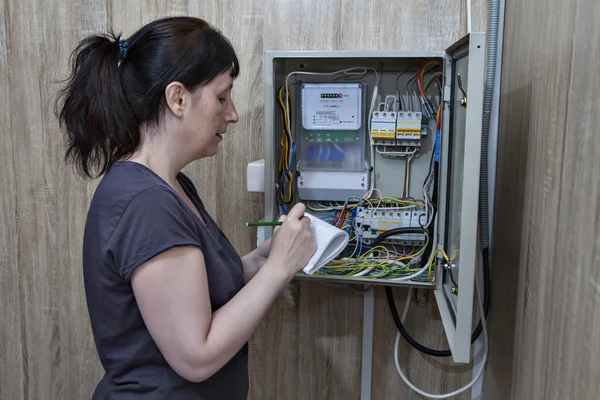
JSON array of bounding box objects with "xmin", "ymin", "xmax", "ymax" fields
[{"xmin": 164, "ymin": 81, "xmax": 188, "ymax": 118}]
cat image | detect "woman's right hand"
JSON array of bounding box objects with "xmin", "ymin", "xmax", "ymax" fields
[{"xmin": 266, "ymin": 203, "xmax": 316, "ymax": 280}]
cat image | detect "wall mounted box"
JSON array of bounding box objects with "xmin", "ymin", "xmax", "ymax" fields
[{"xmin": 259, "ymin": 33, "xmax": 486, "ymax": 363}]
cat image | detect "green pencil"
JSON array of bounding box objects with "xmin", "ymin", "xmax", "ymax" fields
[{"xmin": 245, "ymin": 221, "xmax": 283, "ymax": 227}]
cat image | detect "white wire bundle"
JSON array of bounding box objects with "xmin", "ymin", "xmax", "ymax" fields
[
  {"xmin": 394, "ymin": 272, "xmax": 488, "ymax": 398},
  {"xmin": 375, "ymin": 146, "xmax": 418, "ymax": 158}
]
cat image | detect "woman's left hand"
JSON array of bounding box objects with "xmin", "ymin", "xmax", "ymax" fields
[
  {"xmin": 241, "ymin": 238, "xmax": 271, "ymax": 282},
  {"xmin": 241, "ymin": 216, "xmax": 284, "ymax": 282}
]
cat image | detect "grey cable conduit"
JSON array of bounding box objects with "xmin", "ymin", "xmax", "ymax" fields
[{"xmin": 479, "ymin": 0, "xmax": 501, "ymax": 251}]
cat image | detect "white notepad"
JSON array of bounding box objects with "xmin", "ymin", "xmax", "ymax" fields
[{"xmin": 301, "ymin": 213, "xmax": 350, "ymax": 275}]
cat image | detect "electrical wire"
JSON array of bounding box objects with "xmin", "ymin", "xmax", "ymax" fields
[
  {"xmin": 330, "ymin": 227, "xmax": 431, "ymax": 282},
  {"xmin": 382, "ymin": 246, "xmax": 491, "ymax": 357},
  {"xmin": 416, "ymin": 60, "xmax": 440, "ymax": 99},
  {"xmin": 313, "ymin": 214, "xmax": 431, "ymax": 281},
  {"xmin": 416, "ymin": 59, "xmax": 442, "ymax": 120},
  {"xmin": 394, "ymin": 60, "xmax": 420, "ymax": 110},
  {"xmin": 402, "ymin": 156, "xmax": 409, "ymax": 197},
  {"xmin": 393, "ymin": 270, "xmax": 487, "ymax": 398},
  {"xmin": 276, "ymin": 86, "xmax": 295, "ymax": 207}
]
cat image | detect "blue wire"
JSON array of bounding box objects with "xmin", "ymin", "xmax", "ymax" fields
[
  {"xmin": 434, "ymin": 129, "xmax": 441, "ymax": 162},
  {"xmin": 349, "ymin": 199, "xmax": 364, "ymax": 266}
]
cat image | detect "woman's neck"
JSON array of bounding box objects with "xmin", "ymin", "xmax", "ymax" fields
[{"xmin": 126, "ymin": 127, "xmax": 187, "ymax": 186}]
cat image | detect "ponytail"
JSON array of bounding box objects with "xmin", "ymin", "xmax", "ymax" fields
[
  {"xmin": 56, "ymin": 32, "xmax": 138, "ymax": 179},
  {"xmin": 55, "ymin": 17, "xmax": 240, "ymax": 179}
]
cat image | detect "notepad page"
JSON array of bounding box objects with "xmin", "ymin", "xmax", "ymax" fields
[{"xmin": 302, "ymin": 213, "xmax": 350, "ymax": 275}]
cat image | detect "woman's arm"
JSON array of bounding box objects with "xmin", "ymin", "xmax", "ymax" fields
[
  {"xmin": 132, "ymin": 245, "xmax": 289, "ymax": 382},
  {"xmin": 131, "ymin": 205, "xmax": 313, "ymax": 383}
]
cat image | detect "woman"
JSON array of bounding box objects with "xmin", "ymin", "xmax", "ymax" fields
[{"xmin": 56, "ymin": 16, "xmax": 316, "ymax": 399}]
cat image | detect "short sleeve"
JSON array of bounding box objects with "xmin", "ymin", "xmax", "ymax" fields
[{"xmin": 104, "ymin": 185, "xmax": 203, "ymax": 281}]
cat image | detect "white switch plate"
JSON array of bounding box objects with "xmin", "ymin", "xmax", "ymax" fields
[{"xmin": 246, "ymin": 159, "xmax": 265, "ymax": 192}]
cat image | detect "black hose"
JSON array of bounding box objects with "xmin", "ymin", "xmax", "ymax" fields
[{"xmin": 377, "ymin": 228, "xmax": 491, "ymax": 357}]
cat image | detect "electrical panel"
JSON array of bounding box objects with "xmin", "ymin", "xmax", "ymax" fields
[{"xmin": 258, "ymin": 33, "xmax": 487, "ymax": 363}]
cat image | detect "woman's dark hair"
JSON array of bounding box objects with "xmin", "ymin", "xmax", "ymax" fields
[{"xmin": 55, "ymin": 16, "xmax": 240, "ymax": 178}]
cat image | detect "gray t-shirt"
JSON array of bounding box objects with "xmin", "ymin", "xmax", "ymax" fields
[{"xmin": 83, "ymin": 161, "xmax": 248, "ymax": 399}]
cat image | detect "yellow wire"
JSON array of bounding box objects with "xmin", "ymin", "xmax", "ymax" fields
[
  {"xmin": 427, "ymin": 248, "xmax": 450, "ymax": 282},
  {"xmin": 328, "ymin": 245, "xmax": 391, "ymax": 266},
  {"xmin": 419, "ymin": 60, "xmax": 442, "ymax": 85},
  {"xmin": 277, "ymin": 86, "xmax": 294, "ymax": 203},
  {"xmin": 317, "ymin": 232, "xmax": 432, "ymax": 281},
  {"xmin": 277, "ymin": 86, "xmax": 291, "ymax": 135},
  {"xmin": 375, "ymin": 196, "xmax": 426, "ymax": 207}
]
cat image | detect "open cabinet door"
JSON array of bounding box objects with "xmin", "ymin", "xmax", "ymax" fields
[{"xmin": 434, "ymin": 33, "xmax": 486, "ymax": 363}]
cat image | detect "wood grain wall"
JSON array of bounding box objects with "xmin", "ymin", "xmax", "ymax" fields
[
  {"xmin": 0, "ymin": 1, "xmax": 488, "ymax": 399},
  {"xmin": 483, "ymin": 0, "xmax": 600, "ymax": 399}
]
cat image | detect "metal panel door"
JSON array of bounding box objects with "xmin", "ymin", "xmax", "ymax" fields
[{"xmin": 434, "ymin": 32, "xmax": 486, "ymax": 363}]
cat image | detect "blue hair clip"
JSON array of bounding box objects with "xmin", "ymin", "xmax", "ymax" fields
[{"xmin": 118, "ymin": 38, "xmax": 129, "ymax": 62}]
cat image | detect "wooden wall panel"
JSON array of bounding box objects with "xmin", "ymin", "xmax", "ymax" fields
[
  {"xmin": 0, "ymin": 1, "xmax": 488, "ymax": 399},
  {"xmin": 0, "ymin": 1, "xmax": 21, "ymax": 399},
  {"xmin": 484, "ymin": 0, "xmax": 600, "ymax": 399},
  {"xmin": 5, "ymin": 0, "xmax": 58, "ymax": 398},
  {"xmin": 0, "ymin": 0, "xmax": 109, "ymax": 398}
]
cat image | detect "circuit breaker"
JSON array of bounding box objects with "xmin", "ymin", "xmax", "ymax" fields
[{"xmin": 255, "ymin": 33, "xmax": 486, "ymax": 363}]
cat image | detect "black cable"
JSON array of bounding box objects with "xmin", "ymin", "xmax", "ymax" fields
[{"xmin": 376, "ymin": 228, "xmax": 491, "ymax": 357}]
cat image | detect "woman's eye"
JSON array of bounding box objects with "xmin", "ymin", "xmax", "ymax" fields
[{"xmin": 219, "ymin": 98, "xmax": 226, "ymax": 104}]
